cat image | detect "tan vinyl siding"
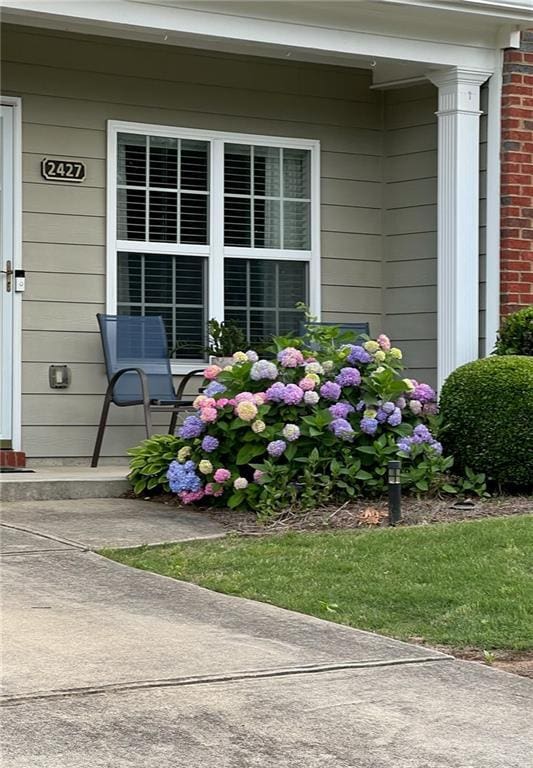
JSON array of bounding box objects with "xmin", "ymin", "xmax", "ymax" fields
[
  {"xmin": 1, "ymin": 23, "xmax": 383, "ymax": 460},
  {"xmin": 383, "ymin": 83, "xmax": 438, "ymax": 388}
]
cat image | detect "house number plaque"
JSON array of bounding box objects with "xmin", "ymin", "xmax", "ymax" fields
[{"xmin": 41, "ymin": 157, "xmax": 86, "ymax": 182}]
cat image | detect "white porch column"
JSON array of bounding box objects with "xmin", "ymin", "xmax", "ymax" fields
[{"xmin": 427, "ymin": 68, "xmax": 491, "ymax": 389}]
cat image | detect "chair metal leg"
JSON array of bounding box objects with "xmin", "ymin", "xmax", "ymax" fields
[
  {"xmin": 91, "ymin": 387, "xmax": 113, "ymax": 467},
  {"xmin": 143, "ymin": 401, "xmax": 153, "ymax": 439},
  {"xmin": 168, "ymin": 409, "xmax": 178, "ymax": 435}
]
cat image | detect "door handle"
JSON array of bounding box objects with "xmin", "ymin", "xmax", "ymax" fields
[{"xmin": 1, "ymin": 260, "xmax": 13, "ymax": 292}]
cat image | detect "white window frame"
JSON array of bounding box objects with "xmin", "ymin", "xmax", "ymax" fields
[{"xmin": 107, "ymin": 120, "xmax": 321, "ymax": 373}]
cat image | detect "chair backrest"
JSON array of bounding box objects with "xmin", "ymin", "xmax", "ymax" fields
[
  {"xmin": 97, "ymin": 314, "xmax": 176, "ymax": 405},
  {"xmin": 299, "ymin": 321, "xmax": 370, "ymax": 348}
]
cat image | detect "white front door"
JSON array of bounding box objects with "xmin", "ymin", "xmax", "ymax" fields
[{"xmin": 0, "ymin": 105, "xmax": 14, "ymax": 444}]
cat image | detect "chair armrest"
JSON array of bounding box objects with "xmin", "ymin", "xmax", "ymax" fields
[
  {"xmin": 108, "ymin": 367, "xmax": 151, "ymax": 405},
  {"xmin": 175, "ymin": 369, "xmax": 205, "ymax": 400}
]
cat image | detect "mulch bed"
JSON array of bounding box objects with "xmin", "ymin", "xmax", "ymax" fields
[{"xmin": 145, "ymin": 492, "xmax": 532, "ymax": 535}]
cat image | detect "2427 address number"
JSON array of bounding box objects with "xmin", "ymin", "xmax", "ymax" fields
[{"xmin": 41, "ymin": 158, "xmax": 86, "ymax": 182}]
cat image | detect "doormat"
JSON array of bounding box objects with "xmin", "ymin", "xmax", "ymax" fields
[{"xmin": 0, "ymin": 467, "xmax": 35, "ymax": 474}]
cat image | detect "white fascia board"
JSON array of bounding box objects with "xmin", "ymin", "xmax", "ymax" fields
[
  {"xmin": 383, "ymin": 0, "xmax": 533, "ymax": 21},
  {"xmin": 1, "ymin": 0, "xmax": 503, "ymax": 71}
]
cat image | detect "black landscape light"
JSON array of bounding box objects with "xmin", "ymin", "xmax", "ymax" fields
[{"xmin": 388, "ymin": 460, "xmax": 402, "ymax": 526}]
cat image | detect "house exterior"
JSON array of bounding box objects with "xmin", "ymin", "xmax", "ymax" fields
[{"xmin": 0, "ymin": 0, "xmax": 531, "ymax": 465}]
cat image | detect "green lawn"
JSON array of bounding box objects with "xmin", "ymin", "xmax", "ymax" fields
[{"xmin": 102, "ymin": 514, "xmax": 533, "ymax": 650}]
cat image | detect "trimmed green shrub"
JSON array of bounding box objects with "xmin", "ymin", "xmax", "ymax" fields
[
  {"xmin": 494, "ymin": 307, "xmax": 533, "ymax": 356},
  {"xmin": 440, "ymin": 356, "xmax": 533, "ymax": 487}
]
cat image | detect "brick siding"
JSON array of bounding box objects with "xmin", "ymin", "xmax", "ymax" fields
[{"xmin": 501, "ymin": 31, "xmax": 533, "ymax": 315}]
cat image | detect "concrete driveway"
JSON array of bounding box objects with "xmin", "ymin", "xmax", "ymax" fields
[{"xmin": 1, "ymin": 499, "xmax": 532, "ymax": 767}]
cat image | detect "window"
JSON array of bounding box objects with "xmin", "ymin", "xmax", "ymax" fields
[{"xmin": 109, "ymin": 123, "xmax": 319, "ymax": 369}]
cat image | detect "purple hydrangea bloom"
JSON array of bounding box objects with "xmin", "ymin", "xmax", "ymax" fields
[
  {"xmin": 330, "ymin": 418, "xmax": 355, "ymax": 442},
  {"xmin": 396, "ymin": 396, "xmax": 407, "ymax": 410},
  {"xmin": 167, "ymin": 460, "xmax": 203, "ymax": 494},
  {"xmin": 356, "ymin": 400, "xmax": 366, "ymax": 412},
  {"xmin": 265, "ymin": 382, "xmax": 286, "ymax": 402},
  {"xmin": 267, "ymin": 439, "xmax": 287, "ymax": 457},
  {"xmin": 178, "ymin": 415, "xmax": 205, "ymax": 439},
  {"xmin": 282, "ymin": 384, "xmax": 304, "ymax": 405},
  {"xmin": 346, "ymin": 345, "xmax": 373, "ymax": 365},
  {"xmin": 360, "ymin": 417, "xmax": 378, "ymax": 435},
  {"xmin": 382, "ymin": 401, "xmax": 396, "ymax": 415},
  {"xmin": 422, "ymin": 402, "xmax": 439, "ymax": 416},
  {"xmin": 204, "ymin": 381, "xmax": 227, "ymax": 397},
  {"xmin": 319, "ymin": 381, "xmax": 341, "ymax": 401},
  {"xmin": 250, "ymin": 359, "xmax": 278, "ymax": 381},
  {"xmin": 329, "ymin": 401, "xmax": 355, "ymax": 420},
  {"xmin": 411, "ymin": 383, "xmax": 436, "ymax": 404},
  {"xmin": 397, "ymin": 425, "xmax": 442, "ymax": 456},
  {"xmin": 201, "ymin": 435, "xmax": 220, "ymax": 453},
  {"xmin": 387, "ymin": 407, "xmax": 402, "ymax": 427},
  {"xmin": 376, "ymin": 409, "xmax": 388, "ymax": 423},
  {"xmin": 335, "ymin": 367, "xmax": 362, "ymax": 388},
  {"xmin": 409, "ymin": 399, "xmax": 423, "ymax": 416}
]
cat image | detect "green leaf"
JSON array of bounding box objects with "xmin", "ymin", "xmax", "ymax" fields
[
  {"xmin": 236, "ymin": 443, "xmax": 265, "ymax": 465},
  {"xmin": 133, "ymin": 479, "xmax": 147, "ymax": 496},
  {"xmin": 442, "ymin": 483, "xmax": 458, "ymax": 494},
  {"xmin": 355, "ymin": 470, "xmax": 373, "ymax": 480},
  {"xmin": 227, "ymin": 491, "xmax": 245, "ymax": 509},
  {"xmin": 356, "ymin": 446, "xmax": 376, "ymax": 455}
]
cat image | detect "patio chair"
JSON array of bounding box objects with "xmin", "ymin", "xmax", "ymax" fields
[
  {"xmin": 91, "ymin": 314, "xmax": 204, "ymax": 467},
  {"xmin": 300, "ymin": 321, "xmax": 370, "ymax": 348}
]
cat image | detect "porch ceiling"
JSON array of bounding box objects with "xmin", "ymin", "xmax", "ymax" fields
[{"xmin": 1, "ymin": 0, "xmax": 530, "ymax": 85}]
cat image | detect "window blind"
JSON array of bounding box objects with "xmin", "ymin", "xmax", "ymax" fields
[
  {"xmin": 117, "ymin": 134, "xmax": 209, "ymax": 245},
  {"xmin": 224, "ymin": 144, "xmax": 311, "ymax": 250}
]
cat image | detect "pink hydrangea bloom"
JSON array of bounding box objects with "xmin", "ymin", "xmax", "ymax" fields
[
  {"xmin": 299, "ymin": 376, "xmax": 316, "ymax": 391},
  {"xmin": 179, "ymin": 489, "xmax": 205, "ymax": 504},
  {"xmin": 214, "ymin": 468, "xmax": 231, "ymax": 483},
  {"xmin": 204, "ymin": 365, "xmax": 222, "ymax": 380},
  {"xmin": 253, "ymin": 469, "xmax": 265, "ymax": 482},
  {"xmin": 234, "ymin": 391, "xmax": 254, "ymax": 403},
  {"xmin": 200, "ymin": 407, "xmax": 218, "ymax": 423},
  {"xmin": 277, "ymin": 347, "xmax": 305, "ymax": 368},
  {"xmin": 216, "ymin": 398, "xmax": 229, "ymax": 408},
  {"xmin": 253, "ymin": 392, "xmax": 266, "ymax": 405},
  {"xmin": 377, "ymin": 334, "xmax": 391, "ymax": 351},
  {"xmin": 205, "ymin": 483, "xmax": 223, "ymax": 497}
]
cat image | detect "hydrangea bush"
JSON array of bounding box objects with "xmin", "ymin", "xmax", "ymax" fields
[{"xmin": 159, "ymin": 325, "xmax": 452, "ymax": 517}]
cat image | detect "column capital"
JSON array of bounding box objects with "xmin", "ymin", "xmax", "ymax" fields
[{"xmin": 427, "ymin": 67, "xmax": 492, "ymax": 115}]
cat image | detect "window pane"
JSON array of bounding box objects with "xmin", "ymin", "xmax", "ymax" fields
[
  {"xmin": 117, "ymin": 188, "xmax": 146, "ymax": 240},
  {"xmin": 283, "ymin": 200, "xmax": 310, "ymax": 250},
  {"xmin": 224, "ymin": 260, "xmax": 247, "ymax": 308},
  {"xmin": 279, "ymin": 261, "xmax": 308, "ymax": 307},
  {"xmin": 175, "ymin": 258, "xmax": 205, "ymax": 306},
  {"xmin": 144, "ymin": 254, "xmax": 173, "ymax": 304},
  {"xmin": 149, "ymin": 191, "xmax": 177, "ymax": 242},
  {"xmin": 250, "ymin": 311, "xmax": 277, "ymax": 344},
  {"xmin": 181, "ymin": 140, "xmax": 209, "ymax": 191},
  {"xmin": 117, "ymin": 253, "xmax": 207, "ymax": 360},
  {"xmin": 279, "ymin": 310, "xmax": 304, "ymax": 336},
  {"xmin": 118, "ymin": 133, "xmax": 146, "ymax": 186},
  {"xmin": 224, "ymin": 258, "xmax": 307, "ymax": 344},
  {"xmin": 283, "ymin": 148, "xmax": 310, "ymax": 199},
  {"xmin": 225, "ymin": 144, "xmax": 251, "ymax": 194},
  {"xmin": 149, "ymin": 136, "xmax": 177, "ymax": 189},
  {"xmin": 254, "ymin": 199, "xmax": 280, "ymax": 249},
  {"xmin": 254, "ymin": 146, "xmax": 280, "ymax": 197},
  {"xmin": 224, "ymin": 197, "xmax": 251, "ymax": 246},
  {"xmin": 180, "ymin": 193, "xmax": 208, "ymax": 244},
  {"xmin": 117, "ymin": 253, "xmax": 142, "ymax": 304},
  {"xmin": 249, "ymin": 260, "xmax": 276, "ymax": 308}
]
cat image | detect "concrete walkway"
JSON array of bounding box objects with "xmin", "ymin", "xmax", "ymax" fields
[{"xmin": 1, "ymin": 500, "xmax": 532, "ymax": 767}]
